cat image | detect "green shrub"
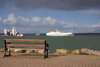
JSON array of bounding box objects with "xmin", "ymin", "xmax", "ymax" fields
[
  {"xmin": 48, "ymin": 52, "xmax": 52, "ymax": 54},
  {"xmin": 68, "ymin": 50, "xmax": 72, "ymax": 53},
  {"xmin": 29, "ymin": 51, "xmax": 34, "ymax": 53},
  {"xmin": 62, "ymin": 48, "xmax": 67, "ymax": 50},
  {"xmin": 0, "ymin": 50, "xmax": 4, "ymax": 52},
  {"xmin": 10, "ymin": 50, "xmax": 14, "ymax": 52},
  {"xmin": 35, "ymin": 51, "xmax": 38, "ymax": 53}
]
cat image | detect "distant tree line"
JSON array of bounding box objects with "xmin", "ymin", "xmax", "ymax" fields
[
  {"xmin": 0, "ymin": 33, "xmax": 4, "ymax": 35},
  {"xmin": 74, "ymin": 33, "xmax": 100, "ymax": 36}
]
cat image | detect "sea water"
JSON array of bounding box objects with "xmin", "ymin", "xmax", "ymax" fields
[{"xmin": 0, "ymin": 36, "xmax": 100, "ymax": 53}]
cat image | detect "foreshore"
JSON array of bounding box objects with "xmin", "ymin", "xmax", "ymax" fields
[
  {"xmin": 1, "ymin": 48, "xmax": 100, "ymax": 55},
  {"xmin": 0, "ymin": 52, "xmax": 100, "ymax": 67}
]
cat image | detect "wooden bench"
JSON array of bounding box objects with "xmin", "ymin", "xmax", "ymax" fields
[{"xmin": 4, "ymin": 39, "xmax": 49, "ymax": 59}]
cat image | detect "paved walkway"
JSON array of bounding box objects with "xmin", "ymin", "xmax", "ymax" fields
[{"xmin": 0, "ymin": 52, "xmax": 100, "ymax": 67}]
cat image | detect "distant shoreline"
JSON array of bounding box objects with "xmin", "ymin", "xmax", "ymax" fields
[
  {"xmin": 1, "ymin": 33, "xmax": 100, "ymax": 36},
  {"xmin": 74, "ymin": 33, "xmax": 100, "ymax": 36}
]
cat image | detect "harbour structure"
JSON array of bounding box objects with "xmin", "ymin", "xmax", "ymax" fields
[
  {"xmin": 12, "ymin": 27, "xmax": 17, "ymax": 36},
  {"xmin": 4, "ymin": 28, "xmax": 10, "ymax": 35},
  {"xmin": 4, "ymin": 27, "xmax": 18, "ymax": 36},
  {"xmin": 46, "ymin": 30, "xmax": 73, "ymax": 36}
]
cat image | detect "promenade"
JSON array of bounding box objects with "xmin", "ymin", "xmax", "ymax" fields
[{"xmin": 0, "ymin": 52, "xmax": 100, "ymax": 67}]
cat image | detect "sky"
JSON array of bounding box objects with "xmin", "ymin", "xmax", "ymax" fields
[{"xmin": 0, "ymin": 0, "xmax": 100, "ymax": 33}]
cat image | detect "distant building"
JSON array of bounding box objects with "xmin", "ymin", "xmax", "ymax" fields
[
  {"xmin": 4, "ymin": 27, "xmax": 18, "ymax": 36},
  {"xmin": 12, "ymin": 27, "xmax": 17, "ymax": 36},
  {"xmin": 4, "ymin": 28, "xmax": 10, "ymax": 35}
]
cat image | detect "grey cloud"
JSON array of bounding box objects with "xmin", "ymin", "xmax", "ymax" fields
[
  {"xmin": 81, "ymin": 10, "xmax": 100, "ymax": 15},
  {"xmin": 0, "ymin": 0, "xmax": 100, "ymax": 11},
  {"xmin": 0, "ymin": 0, "xmax": 7, "ymax": 8}
]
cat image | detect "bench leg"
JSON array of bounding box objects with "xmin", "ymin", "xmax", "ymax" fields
[
  {"xmin": 4, "ymin": 40, "xmax": 7, "ymax": 57},
  {"xmin": 44, "ymin": 50, "xmax": 48, "ymax": 59},
  {"xmin": 4, "ymin": 49, "xmax": 11, "ymax": 57},
  {"xmin": 46, "ymin": 50, "xmax": 48, "ymax": 58},
  {"xmin": 9, "ymin": 50, "xmax": 11, "ymax": 56},
  {"xmin": 4, "ymin": 48, "xmax": 6, "ymax": 57},
  {"xmin": 44, "ymin": 50, "xmax": 46, "ymax": 59}
]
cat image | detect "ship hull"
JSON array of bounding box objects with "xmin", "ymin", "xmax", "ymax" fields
[
  {"xmin": 17, "ymin": 34, "xmax": 24, "ymax": 37},
  {"xmin": 46, "ymin": 33, "xmax": 73, "ymax": 36},
  {"xmin": 17, "ymin": 36, "xmax": 24, "ymax": 37}
]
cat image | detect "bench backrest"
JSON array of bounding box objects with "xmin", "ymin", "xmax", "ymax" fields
[
  {"xmin": 4, "ymin": 39, "xmax": 46, "ymax": 43},
  {"xmin": 4, "ymin": 39, "xmax": 48, "ymax": 48}
]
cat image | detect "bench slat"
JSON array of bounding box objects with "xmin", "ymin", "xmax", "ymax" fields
[
  {"xmin": 8, "ymin": 47, "xmax": 45, "ymax": 50},
  {"xmin": 5, "ymin": 39, "xmax": 46, "ymax": 43},
  {"xmin": 7, "ymin": 44, "xmax": 45, "ymax": 47}
]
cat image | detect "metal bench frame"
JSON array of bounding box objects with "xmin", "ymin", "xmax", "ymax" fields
[{"xmin": 4, "ymin": 39, "xmax": 49, "ymax": 59}]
